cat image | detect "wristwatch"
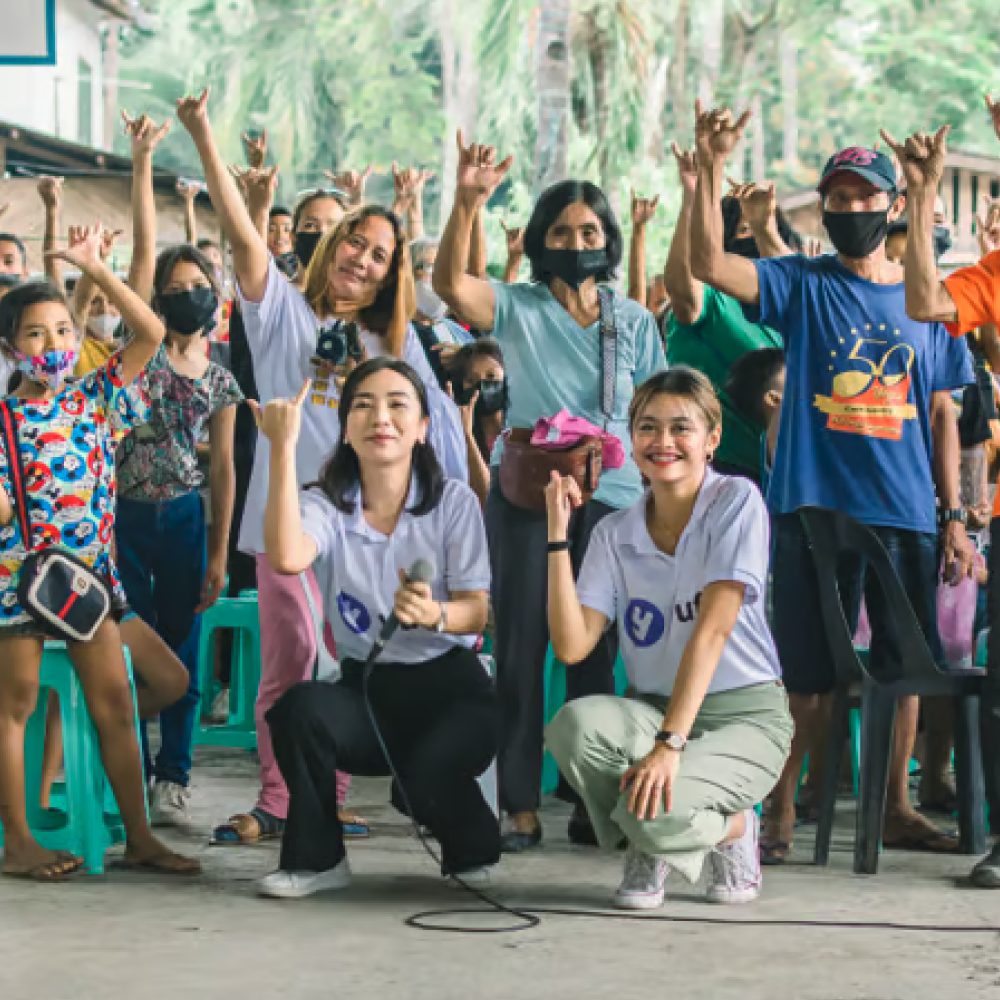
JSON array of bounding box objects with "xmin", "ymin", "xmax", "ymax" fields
[
  {"xmin": 939, "ymin": 508, "xmax": 968, "ymax": 528},
  {"xmin": 654, "ymin": 730, "xmax": 687, "ymax": 751},
  {"xmin": 434, "ymin": 602, "xmax": 448, "ymax": 634}
]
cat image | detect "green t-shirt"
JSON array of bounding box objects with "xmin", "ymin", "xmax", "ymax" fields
[{"xmin": 665, "ymin": 285, "xmax": 782, "ymax": 474}]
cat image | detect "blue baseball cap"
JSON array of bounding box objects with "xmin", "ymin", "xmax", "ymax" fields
[{"xmin": 818, "ymin": 147, "xmax": 898, "ymax": 194}]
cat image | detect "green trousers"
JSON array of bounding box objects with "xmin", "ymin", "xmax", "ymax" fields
[{"xmin": 545, "ymin": 682, "xmax": 793, "ymax": 882}]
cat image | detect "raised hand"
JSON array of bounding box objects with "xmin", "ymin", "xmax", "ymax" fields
[
  {"xmin": 631, "ymin": 190, "xmax": 660, "ymax": 227},
  {"xmin": 392, "ymin": 163, "xmax": 435, "ymax": 210},
  {"xmin": 670, "ymin": 142, "xmax": 699, "ymax": 197},
  {"xmin": 987, "ymin": 94, "xmax": 1000, "ymax": 144},
  {"xmin": 229, "ymin": 164, "xmax": 278, "ymax": 208},
  {"xmin": 37, "ymin": 175, "xmax": 64, "ymax": 210},
  {"xmin": 455, "ymin": 130, "xmax": 513, "ymax": 209},
  {"xmin": 977, "ymin": 197, "xmax": 1000, "ymax": 257},
  {"xmin": 544, "ymin": 471, "xmax": 583, "ymax": 543},
  {"xmin": 323, "ymin": 167, "xmax": 372, "ymax": 206},
  {"xmin": 122, "ymin": 110, "xmax": 171, "ymax": 157},
  {"xmin": 175, "ymin": 88, "xmax": 211, "ymax": 142},
  {"xmin": 878, "ymin": 125, "xmax": 950, "ymax": 194},
  {"xmin": 728, "ymin": 178, "xmax": 777, "ymax": 229},
  {"xmin": 243, "ymin": 128, "xmax": 267, "ymax": 170},
  {"xmin": 99, "ymin": 228, "xmax": 125, "ymax": 261},
  {"xmin": 694, "ymin": 100, "xmax": 751, "ymax": 170},
  {"xmin": 248, "ymin": 378, "xmax": 311, "ymax": 447},
  {"xmin": 500, "ymin": 219, "xmax": 525, "ymax": 258},
  {"xmin": 46, "ymin": 223, "xmax": 105, "ymax": 270}
]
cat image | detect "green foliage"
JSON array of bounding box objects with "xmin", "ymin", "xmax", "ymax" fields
[{"xmin": 121, "ymin": 0, "xmax": 1000, "ymax": 268}]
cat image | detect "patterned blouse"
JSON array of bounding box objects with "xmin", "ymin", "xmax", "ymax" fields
[
  {"xmin": 0, "ymin": 353, "xmax": 149, "ymax": 627},
  {"xmin": 117, "ymin": 346, "xmax": 243, "ymax": 502}
]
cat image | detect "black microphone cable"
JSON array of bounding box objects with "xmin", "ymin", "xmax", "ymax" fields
[{"xmin": 360, "ymin": 650, "xmax": 1000, "ymax": 937}]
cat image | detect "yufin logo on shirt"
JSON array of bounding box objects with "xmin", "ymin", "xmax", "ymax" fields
[
  {"xmin": 625, "ymin": 599, "xmax": 666, "ymax": 648},
  {"xmin": 337, "ymin": 592, "xmax": 371, "ymax": 635},
  {"xmin": 814, "ymin": 326, "xmax": 917, "ymax": 441}
]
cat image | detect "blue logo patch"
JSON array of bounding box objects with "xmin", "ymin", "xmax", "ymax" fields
[
  {"xmin": 625, "ymin": 599, "xmax": 665, "ymax": 648},
  {"xmin": 337, "ymin": 592, "xmax": 371, "ymax": 635}
]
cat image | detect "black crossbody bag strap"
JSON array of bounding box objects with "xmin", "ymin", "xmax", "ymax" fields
[
  {"xmin": 596, "ymin": 286, "xmax": 618, "ymax": 428},
  {"xmin": 0, "ymin": 402, "xmax": 32, "ymax": 553}
]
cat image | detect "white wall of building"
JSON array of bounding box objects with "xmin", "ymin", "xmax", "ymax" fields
[{"xmin": 0, "ymin": 0, "xmax": 107, "ymax": 149}]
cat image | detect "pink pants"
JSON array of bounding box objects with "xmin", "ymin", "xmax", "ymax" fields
[{"xmin": 254, "ymin": 555, "xmax": 350, "ymax": 818}]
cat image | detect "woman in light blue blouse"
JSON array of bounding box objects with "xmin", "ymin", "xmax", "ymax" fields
[{"xmin": 434, "ymin": 133, "xmax": 667, "ymax": 852}]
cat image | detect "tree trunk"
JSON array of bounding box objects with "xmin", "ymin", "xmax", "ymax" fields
[
  {"xmin": 438, "ymin": 0, "xmax": 481, "ymax": 233},
  {"xmin": 534, "ymin": 0, "xmax": 572, "ymax": 196},
  {"xmin": 698, "ymin": 0, "xmax": 726, "ymax": 108},
  {"xmin": 102, "ymin": 24, "xmax": 119, "ymax": 152},
  {"xmin": 780, "ymin": 32, "xmax": 799, "ymax": 172},
  {"xmin": 671, "ymin": 0, "xmax": 690, "ymax": 143},
  {"xmin": 643, "ymin": 53, "xmax": 671, "ymax": 160}
]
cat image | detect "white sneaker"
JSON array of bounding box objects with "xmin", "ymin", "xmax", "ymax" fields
[
  {"xmin": 446, "ymin": 865, "xmax": 495, "ymax": 888},
  {"xmin": 614, "ymin": 847, "xmax": 669, "ymax": 910},
  {"xmin": 707, "ymin": 809, "xmax": 762, "ymax": 904},
  {"xmin": 209, "ymin": 688, "xmax": 230, "ymax": 724},
  {"xmin": 149, "ymin": 781, "xmax": 193, "ymax": 829},
  {"xmin": 258, "ymin": 859, "xmax": 352, "ymax": 899}
]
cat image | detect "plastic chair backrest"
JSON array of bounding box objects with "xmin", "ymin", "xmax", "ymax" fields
[{"xmin": 797, "ymin": 506, "xmax": 944, "ymax": 686}]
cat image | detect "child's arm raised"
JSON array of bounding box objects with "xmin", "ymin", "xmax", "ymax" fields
[
  {"xmin": 47, "ymin": 224, "xmax": 166, "ymax": 386},
  {"xmin": 123, "ymin": 110, "xmax": 171, "ymax": 303}
]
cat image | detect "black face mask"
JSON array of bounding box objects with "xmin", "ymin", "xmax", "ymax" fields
[
  {"xmin": 728, "ymin": 236, "xmax": 759, "ymax": 260},
  {"xmin": 822, "ymin": 209, "xmax": 889, "ymax": 260},
  {"xmin": 294, "ymin": 231, "xmax": 323, "ymax": 270},
  {"xmin": 159, "ymin": 287, "xmax": 218, "ymax": 336},
  {"xmin": 933, "ymin": 225, "xmax": 954, "ymax": 261},
  {"xmin": 540, "ymin": 248, "xmax": 607, "ymax": 290}
]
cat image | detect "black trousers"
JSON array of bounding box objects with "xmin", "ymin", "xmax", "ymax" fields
[
  {"xmin": 983, "ymin": 518, "xmax": 1000, "ymax": 829},
  {"xmin": 485, "ymin": 475, "xmax": 618, "ymax": 814},
  {"xmin": 266, "ymin": 647, "xmax": 501, "ymax": 875}
]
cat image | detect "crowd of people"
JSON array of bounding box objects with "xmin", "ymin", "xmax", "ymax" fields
[{"xmin": 1, "ymin": 84, "xmax": 999, "ymax": 907}]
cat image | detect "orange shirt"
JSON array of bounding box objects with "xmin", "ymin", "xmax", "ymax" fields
[{"xmin": 944, "ymin": 251, "xmax": 1000, "ymax": 514}]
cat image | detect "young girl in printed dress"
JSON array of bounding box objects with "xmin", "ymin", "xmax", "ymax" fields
[{"xmin": 0, "ymin": 224, "xmax": 200, "ymax": 881}]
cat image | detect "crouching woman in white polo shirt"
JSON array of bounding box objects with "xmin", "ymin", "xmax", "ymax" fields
[
  {"xmin": 545, "ymin": 367, "xmax": 792, "ymax": 910},
  {"xmin": 250, "ymin": 357, "xmax": 499, "ymax": 899}
]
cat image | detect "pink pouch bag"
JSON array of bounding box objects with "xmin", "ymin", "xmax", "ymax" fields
[
  {"xmin": 936, "ymin": 555, "xmax": 983, "ymax": 671},
  {"xmin": 530, "ymin": 409, "xmax": 626, "ymax": 471}
]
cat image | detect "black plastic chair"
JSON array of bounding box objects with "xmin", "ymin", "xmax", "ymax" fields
[{"xmin": 797, "ymin": 506, "xmax": 987, "ymax": 874}]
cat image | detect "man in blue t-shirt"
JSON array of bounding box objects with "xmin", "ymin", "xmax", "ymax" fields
[{"xmin": 689, "ymin": 104, "xmax": 975, "ymax": 863}]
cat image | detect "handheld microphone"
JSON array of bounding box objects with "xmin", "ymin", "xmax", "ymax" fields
[{"xmin": 364, "ymin": 557, "xmax": 437, "ymax": 671}]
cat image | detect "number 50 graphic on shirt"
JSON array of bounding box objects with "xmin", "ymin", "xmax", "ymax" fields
[{"xmin": 815, "ymin": 336, "xmax": 917, "ymax": 441}]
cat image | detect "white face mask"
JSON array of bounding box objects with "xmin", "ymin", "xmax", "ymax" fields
[
  {"xmin": 415, "ymin": 280, "xmax": 448, "ymax": 323},
  {"xmin": 88, "ymin": 314, "xmax": 120, "ymax": 342}
]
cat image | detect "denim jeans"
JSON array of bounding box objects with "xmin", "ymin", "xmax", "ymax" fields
[{"xmin": 116, "ymin": 491, "xmax": 207, "ymax": 787}]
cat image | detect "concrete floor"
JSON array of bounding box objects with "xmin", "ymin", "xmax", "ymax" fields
[{"xmin": 2, "ymin": 746, "xmax": 999, "ymax": 1000}]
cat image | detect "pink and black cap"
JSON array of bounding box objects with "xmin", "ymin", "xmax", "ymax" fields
[{"xmin": 818, "ymin": 147, "xmax": 898, "ymax": 195}]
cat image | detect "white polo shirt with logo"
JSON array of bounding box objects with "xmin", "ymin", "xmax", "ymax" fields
[
  {"xmin": 576, "ymin": 470, "xmax": 781, "ymax": 697},
  {"xmin": 236, "ymin": 259, "xmax": 469, "ymax": 555},
  {"xmin": 299, "ymin": 477, "xmax": 490, "ymax": 665}
]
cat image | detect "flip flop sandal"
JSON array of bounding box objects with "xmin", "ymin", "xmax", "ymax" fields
[
  {"xmin": 123, "ymin": 852, "xmax": 202, "ymax": 876},
  {"xmin": 883, "ymin": 829, "xmax": 960, "ymax": 854},
  {"xmin": 211, "ymin": 807, "xmax": 285, "ymax": 846},
  {"xmin": 760, "ymin": 839, "xmax": 793, "ymax": 866},
  {"xmin": 338, "ymin": 810, "xmax": 371, "ymax": 840}
]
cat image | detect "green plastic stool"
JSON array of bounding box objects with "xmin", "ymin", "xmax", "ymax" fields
[
  {"xmin": 0, "ymin": 642, "xmax": 143, "ymax": 875},
  {"xmin": 194, "ymin": 594, "xmax": 261, "ymax": 750},
  {"xmin": 541, "ymin": 647, "xmax": 627, "ymax": 797}
]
